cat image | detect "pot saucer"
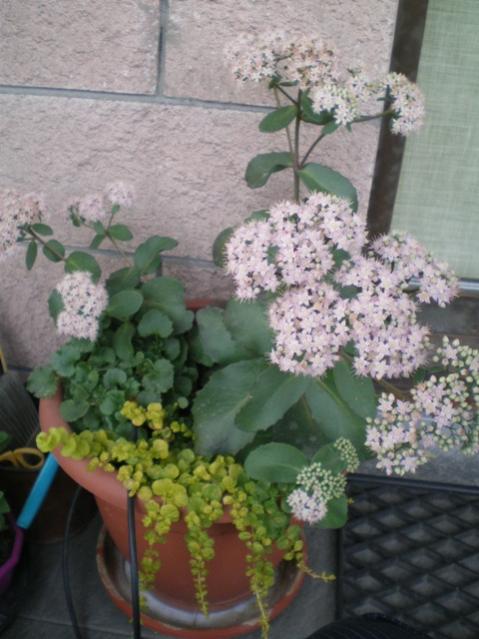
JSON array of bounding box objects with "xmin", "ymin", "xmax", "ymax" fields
[{"xmin": 96, "ymin": 527, "xmax": 305, "ymax": 638}]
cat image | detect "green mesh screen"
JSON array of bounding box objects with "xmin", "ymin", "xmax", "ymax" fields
[{"xmin": 391, "ymin": 0, "xmax": 479, "ymax": 279}]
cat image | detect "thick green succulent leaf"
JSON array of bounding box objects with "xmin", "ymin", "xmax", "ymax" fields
[
  {"xmin": 193, "ymin": 359, "xmax": 267, "ymax": 457},
  {"xmin": 332, "ymin": 360, "xmax": 377, "ymax": 419},
  {"xmin": 245, "ymin": 152, "xmax": 293, "ymax": 188},
  {"xmin": 298, "ymin": 162, "xmax": 358, "ymax": 211},
  {"xmin": 236, "ymin": 367, "xmax": 311, "ymax": 432},
  {"xmin": 113, "ymin": 322, "xmax": 135, "ymax": 361},
  {"xmin": 305, "ymin": 375, "xmax": 367, "ymax": 456},
  {"xmin": 195, "ymin": 307, "xmax": 248, "ymax": 365},
  {"xmin": 106, "ymin": 267, "xmax": 141, "ymax": 296},
  {"xmin": 65, "ymin": 251, "xmax": 101, "ymax": 282},
  {"xmin": 223, "ymin": 299, "xmax": 274, "ymax": 356},
  {"xmin": 244, "ymin": 443, "xmax": 308, "ymax": 483},
  {"xmin": 134, "ymin": 236, "xmax": 178, "ymax": 275},
  {"xmin": 259, "ymin": 106, "xmax": 297, "ymax": 132},
  {"xmin": 316, "ymin": 496, "xmax": 348, "ymax": 529},
  {"xmin": 109, "ymin": 224, "xmax": 133, "ymax": 242}
]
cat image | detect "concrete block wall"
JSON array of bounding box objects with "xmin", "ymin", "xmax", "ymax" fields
[{"xmin": 0, "ymin": 0, "xmax": 399, "ymax": 368}]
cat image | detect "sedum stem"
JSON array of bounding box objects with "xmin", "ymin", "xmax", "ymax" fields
[
  {"xmin": 25, "ymin": 227, "xmax": 66, "ymax": 262},
  {"xmin": 293, "ymin": 89, "xmax": 302, "ymax": 203}
]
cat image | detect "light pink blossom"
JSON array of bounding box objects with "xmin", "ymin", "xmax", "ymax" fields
[{"xmin": 55, "ymin": 271, "xmax": 108, "ymax": 342}]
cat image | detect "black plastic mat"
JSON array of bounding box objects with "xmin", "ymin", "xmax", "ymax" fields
[{"xmin": 338, "ymin": 475, "xmax": 479, "ymax": 639}]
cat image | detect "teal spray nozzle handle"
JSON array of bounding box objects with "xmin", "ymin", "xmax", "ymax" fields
[{"xmin": 16, "ymin": 454, "xmax": 59, "ymax": 529}]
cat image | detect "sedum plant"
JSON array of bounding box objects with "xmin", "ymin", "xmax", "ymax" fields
[{"xmin": 1, "ymin": 31, "xmax": 478, "ymax": 638}]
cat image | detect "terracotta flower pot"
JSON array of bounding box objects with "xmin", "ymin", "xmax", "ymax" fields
[{"xmin": 39, "ymin": 392, "xmax": 296, "ymax": 614}]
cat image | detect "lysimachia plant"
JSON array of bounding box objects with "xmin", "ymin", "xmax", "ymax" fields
[{"xmin": 2, "ymin": 31, "xmax": 478, "ymax": 639}]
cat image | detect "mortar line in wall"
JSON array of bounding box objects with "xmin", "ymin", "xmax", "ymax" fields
[
  {"xmin": 0, "ymin": 84, "xmax": 272, "ymax": 114},
  {"xmin": 156, "ymin": 0, "xmax": 169, "ymax": 94}
]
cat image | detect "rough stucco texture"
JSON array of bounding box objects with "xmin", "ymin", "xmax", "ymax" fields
[
  {"xmin": 0, "ymin": 94, "xmax": 381, "ymax": 256},
  {"xmin": 0, "ymin": 0, "xmax": 160, "ymax": 93},
  {"xmin": 0, "ymin": 0, "xmax": 400, "ymax": 368},
  {"xmin": 164, "ymin": 0, "xmax": 398, "ymax": 104}
]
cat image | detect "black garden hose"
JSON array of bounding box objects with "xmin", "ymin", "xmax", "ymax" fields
[
  {"xmin": 62, "ymin": 484, "xmax": 83, "ymax": 639},
  {"xmin": 63, "ymin": 482, "xmax": 143, "ymax": 639},
  {"xmin": 127, "ymin": 487, "xmax": 142, "ymax": 639}
]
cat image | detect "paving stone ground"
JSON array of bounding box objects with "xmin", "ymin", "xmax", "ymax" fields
[{"xmin": 2, "ymin": 514, "xmax": 336, "ymax": 639}]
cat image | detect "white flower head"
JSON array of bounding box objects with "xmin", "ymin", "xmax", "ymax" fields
[
  {"xmin": 104, "ymin": 181, "xmax": 135, "ymax": 209},
  {"xmin": 55, "ymin": 271, "xmax": 108, "ymax": 342},
  {"xmin": 78, "ymin": 193, "xmax": 107, "ymax": 224},
  {"xmin": 384, "ymin": 72, "xmax": 425, "ymax": 135},
  {"xmin": 226, "ymin": 31, "xmax": 339, "ymax": 90},
  {"xmin": 287, "ymin": 488, "xmax": 327, "ymax": 524}
]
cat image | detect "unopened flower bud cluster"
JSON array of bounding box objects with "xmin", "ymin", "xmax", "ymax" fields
[
  {"xmin": 287, "ymin": 459, "xmax": 346, "ymax": 524},
  {"xmin": 334, "ymin": 437, "xmax": 360, "ymax": 472}
]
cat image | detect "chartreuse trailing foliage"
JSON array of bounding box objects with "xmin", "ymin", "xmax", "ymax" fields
[{"xmin": 37, "ymin": 407, "xmax": 338, "ymax": 638}]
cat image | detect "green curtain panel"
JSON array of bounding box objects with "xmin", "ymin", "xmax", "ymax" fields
[{"xmin": 392, "ymin": 0, "xmax": 479, "ymax": 279}]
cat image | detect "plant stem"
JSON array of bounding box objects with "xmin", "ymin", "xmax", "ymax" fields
[
  {"xmin": 273, "ymin": 87, "xmax": 294, "ymax": 156},
  {"xmin": 293, "ymin": 89, "xmax": 302, "ymax": 203},
  {"xmin": 275, "ymin": 85, "xmax": 297, "ymax": 105},
  {"xmin": 300, "ymin": 130, "xmax": 327, "ymax": 167},
  {"xmin": 104, "ymin": 231, "xmax": 131, "ymax": 266},
  {"xmin": 25, "ymin": 227, "xmax": 66, "ymax": 262}
]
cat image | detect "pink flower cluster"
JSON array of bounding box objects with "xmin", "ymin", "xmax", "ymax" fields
[
  {"xmin": 269, "ymin": 285, "xmax": 349, "ymax": 377},
  {"xmin": 366, "ymin": 338, "xmax": 479, "ymax": 475},
  {"xmin": 372, "ymin": 232, "xmax": 458, "ymax": 307},
  {"xmin": 56, "ymin": 271, "xmax": 108, "ymax": 342},
  {"xmin": 227, "ymin": 195, "xmax": 457, "ymax": 380},
  {"xmin": 68, "ymin": 181, "xmax": 135, "ymax": 224},
  {"xmin": 227, "ymin": 193, "xmax": 365, "ymax": 300},
  {"xmin": 311, "ymin": 68, "xmax": 373, "ymax": 126},
  {"xmin": 225, "ymin": 32, "xmax": 338, "ymax": 90},
  {"xmin": 227, "ymin": 32, "xmax": 425, "ymax": 134},
  {"xmin": 336, "ymin": 256, "xmax": 431, "ymax": 379},
  {"xmin": 384, "ymin": 73, "xmax": 425, "ymax": 135},
  {"xmin": 0, "ymin": 189, "xmax": 44, "ymax": 261}
]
